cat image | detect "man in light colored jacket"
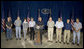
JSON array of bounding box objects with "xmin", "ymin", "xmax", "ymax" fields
[
  {"xmin": 47, "ymin": 17, "xmax": 55, "ymax": 42},
  {"xmin": 14, "ymin": 16, "xmax": 22, "ymax": 40},
  {"xmin": 23, "ymin": 18, "xmax": 28, "ymax": 40},
  {"xmin": 72, "ymin": 18, "xmax": 82, "ymax": 46}
]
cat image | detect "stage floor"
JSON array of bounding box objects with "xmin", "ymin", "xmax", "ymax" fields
[{"xmin": 1, "ymin": 31, "xmax": 83, "ymax": 48}]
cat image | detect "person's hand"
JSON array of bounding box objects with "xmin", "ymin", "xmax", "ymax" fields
[
  {"xmin": 9, "ymin": 27, "xmax": 11, "ymax": 29},
  {"xmin": 58, "ymin": 28, "xmax": 61, "ymax": 30},
  {"xmin": 76, "ymin": 30, "xmax": 79, "ymax": 32},
  {"xmin": 77, "ymin": 30, "xmax": 80, "ymax": 32},
  {"xmin": 76, "ymin": 28, "xmax": 80, "ymax": 32},
  {"xmin": 76, "ymin": 30, "xmax": 77, "ymax": 32},
  {"xmin": 36, "ymin": 26, "xmax": 40, "ymax": 29},
  {"xmin": 38, "ymin": 26, "xmax": 40, "ymax": 29},
  {"xmin": 77, "ymin": 30, "xmax": 79, "ymax": 32},
  {"xmin": 7, "ymin": 26, "xmax": 10, "ymax": 29}
]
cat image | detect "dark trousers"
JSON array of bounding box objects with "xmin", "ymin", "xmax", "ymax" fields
[
  {"xmin": 30, "ymin": 27, "xmax": 34, "ymax": 40},
  {"xmin": 39, "ymin": 30, "xmax": 42, "ymax": 40},
  {"xmin": 27, "ymin": 27, "xmax": 30, "ymax": 35},
  {"xmin": 6, "ymin": 28, "xmax": 12, "ymax": 39},
  {"xmin": 40, "ymin": 29, "xmax": 43, "ymax": 43}
]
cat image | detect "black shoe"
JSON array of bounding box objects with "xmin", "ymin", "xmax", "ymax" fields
[
  {"xmin": 59, "ymin": 42, "xmax": 61, "ymax": 43},
  {"xmin": 72, "ymin": 43, "xmax": 75, "ymax": 45},
  {"xmin": 77, "ymin": 44, "xmax": 79, "ymax": 46},
  {"xmin": 6, "ymin": 39, "xmax": 8, "ymax": 41},
  {"xmin": 63, "ymin": 42, "xmax": 65, "ymax": 44},
  {"xmin": 10, "ymin": 38, "xmax": 12, "ymax": 40},
  {"xmin": 32, "ymin": 39, "xmax": 34, "ymax": 40},
  {"xmin": 19, "ymin": 38, "xmax": 21, "ymax": 40},
  {"xmin": 55, "ymin": 41, "xmax": 57, "ymax": 43},
  {"xmin": 67, "ymin": 43, "xmax": 69, "ymax": 45},
  {"xmin": 25, "ymin": 39, "xmax": 27, "ymax": 41},
  {"xmin": 50, "ymin": 41, "xmax": 53, "ymax": 43},
  {"xmin": 47, "ymin": 40, "xmax": 50, "ymax": 42},
  {"xmin": 16, "ymin": 38, "xmax": 18, "ymax": 40}
]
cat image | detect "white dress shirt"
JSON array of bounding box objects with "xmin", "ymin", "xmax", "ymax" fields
[
  {"xmin": 55, "ymin": 21, "xmax": 64, "ymax": 28},
  {"xmin": 29, "ymin": 21, "xmax": 35, "ymax": 27}
]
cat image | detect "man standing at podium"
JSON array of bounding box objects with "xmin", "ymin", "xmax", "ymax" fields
[{"xmin": 35, "ymin": 17, "xmax": 44, "ymax": 45}]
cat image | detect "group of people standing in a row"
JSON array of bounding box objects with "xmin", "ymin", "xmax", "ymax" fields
[
  {"xmin": 6, "ymin": 16, "xmax": 44, "ymax": 44},
  {"xmin": 5, "ymin": 16, "xmax": 82, "ymax": 46},
  {"xmin": 47, "ymin": 17, "xmax": 82, "ymax": 46}
]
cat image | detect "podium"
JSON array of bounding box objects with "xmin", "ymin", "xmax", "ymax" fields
[
  {"xmin": 34, "ymin": 25, "xmax": 43, "ymax": 45},
  {"xmin": 35, "ymin": 29, "xmax": 40, "ymax": 42},
  {"xmin": 34, "ymin": 25, "xmax": 42, "ymax": 45},
  {"xmin": 34, "ymin": 29, "xmax": 41, "ymax": 45}
]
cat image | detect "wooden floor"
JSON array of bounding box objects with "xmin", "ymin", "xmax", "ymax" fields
[{"xmin": 1, "ymin": 31, "xmax": 83, "ymax": 48}]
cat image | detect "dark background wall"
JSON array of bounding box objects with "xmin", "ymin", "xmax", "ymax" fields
[{"xmin": 1, "ymin": 1, "xmax": 83, "ymax": 30}]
